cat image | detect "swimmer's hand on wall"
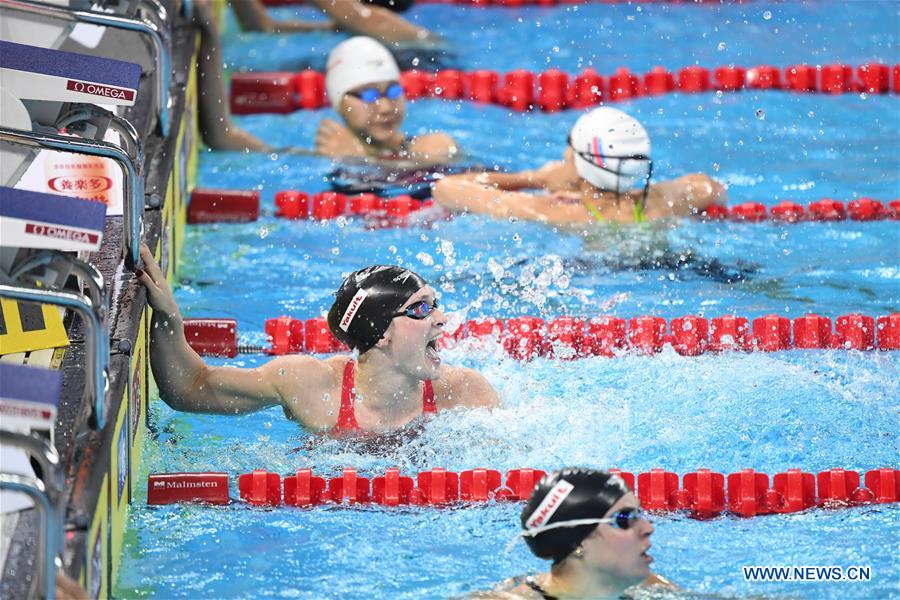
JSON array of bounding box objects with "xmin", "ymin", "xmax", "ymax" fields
[
  {"xmin": 315, "ymin": 118, "xmax": 369, "ymax": 158},
  {"xmin": 136, "ymin": 244, "xmax": 180, "ymax": 321}
]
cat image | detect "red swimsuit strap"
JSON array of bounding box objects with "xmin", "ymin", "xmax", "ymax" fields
[
  {"xmin": 422, "ymin": 380, "xmax": 436, "ymax": 414},
  {"xmin": 335, "ymin": 360, "xmax": 437, "ymax": 430},
  {"xmin": 335, "ymin": 360, "xmax": 360, "ymax": 431}
]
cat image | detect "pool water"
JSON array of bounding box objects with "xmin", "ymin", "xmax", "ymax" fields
[{"xmin": 116, "ymin": 2, "xmax": 899, "ymax": 598}]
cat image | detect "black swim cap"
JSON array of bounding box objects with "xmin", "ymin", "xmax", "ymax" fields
[
  {"xmin": 362, "ymin": 0, "xmax": 414, "ymax": 13},
  {"xmin": 327, "ymin": 265, "xmax": 428, "ymax": 353},
  {"xmin": 520, "ymin": 468, "xmax": 630, "ymax": 564}
]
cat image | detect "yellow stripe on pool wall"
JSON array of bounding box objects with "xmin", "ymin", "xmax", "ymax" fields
[
  {"xmin": 130, "ymin": 311, "xmax": 148, "ymax": 499},
  {"xmin": 87, "ymin": 473, "xmax": 109, "ymax": 600},
  {"xmin": 0, "ymin": 299, "xmax": 68, "ymax": 355}
]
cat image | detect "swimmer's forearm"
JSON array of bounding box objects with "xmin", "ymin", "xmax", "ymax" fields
[
  {"xmin": 149, "ymin": 313, "xmax": 282, "ymax": 414},
  {"xmin": 443, "ymin": 171, "xmax": 539, "ymax": 190},
  {"xmin": 308, "ymin": 0, "xmax": 434, "ymax": 44}
]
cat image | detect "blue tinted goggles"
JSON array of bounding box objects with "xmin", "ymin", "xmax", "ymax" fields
[{"xmin": 346, "ymin": 83, "xmax": 404, "ymax": 104}]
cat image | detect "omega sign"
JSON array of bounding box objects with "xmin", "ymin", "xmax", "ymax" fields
[
  {"xmin": 25, "ymin": 223, "xmax": 99, "ymax": 244},
  {"xmin": 66, "ymin": 79, "xmax": 135, "ymax": 101}
]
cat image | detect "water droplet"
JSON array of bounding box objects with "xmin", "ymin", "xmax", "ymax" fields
[
  {"xmin": 508, "ymin": 216, "xmax": 518, "ymax": 223},
  {"xmin": 755, "ymin": 109, "xmax": 766, "ymax": 120},
  {"xmin": 258, "ymin": 227, "xmax": 269, "ymax": 239},
  {"xmin": 717, "ymin": 42, "xmax": 727, "ymax": 51},
  {"xmin": 763, "ymin": 10, "xmax": 772, "ymax": 20},
  {"xmin": 331, "ymin": 247, "xmax": 340, "ymax": 255}
]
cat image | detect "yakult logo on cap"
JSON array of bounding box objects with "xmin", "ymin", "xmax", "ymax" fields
[
  {"xmin": 526, "ymin": 479, "xmax": 575, "ymax": 529},
  {"xmin": 339, "ymin": 289, "xmax": 368, "ymax": 332}
]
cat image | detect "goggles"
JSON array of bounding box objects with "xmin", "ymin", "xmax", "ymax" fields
[
  {"xmin": 393, "ymin": 299, "xmax": 438, "ymax": 320},
  {"xmin": 566, "ymin": 134, "xmax": 653, "ymax": 217},
  {"xmin": 506, "ymin": 507, "xmax": 647, "ymax": 553},
  {"xmin": 346, "ymin": 82, "xmax": 404, "ymax": 104}
]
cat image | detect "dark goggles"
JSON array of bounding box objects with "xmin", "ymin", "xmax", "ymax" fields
[
  {"xmin": 608, "ymin": 507, "xmax": 644, "ymax": 530},
  {"xmin": 393, "ymin": 299, "xmax": 438, "ymax": 320},
  {"xmin": 346, "ymin": 82, "xmax": 404, "ymax": 104}
]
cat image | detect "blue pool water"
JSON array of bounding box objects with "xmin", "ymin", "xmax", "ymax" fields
[{"xmin": 117, "ymin": 2, "xmax": 899, "ymax": 598}]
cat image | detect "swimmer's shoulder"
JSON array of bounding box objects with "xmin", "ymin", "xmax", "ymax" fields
[
  {"xmin": 434, "ymin": 364, "xmax": 499, "ymax": 410},
  {"xmin": 409, "ymin": 132, "xmax": 459, "ymax": 161},
  {"xmin": 276, "ymin": 355, "xmax": 349, "ymax": 427},
  {"xmin": 465, "ymin": 575, "xmax": 544, "ymax": 599}
]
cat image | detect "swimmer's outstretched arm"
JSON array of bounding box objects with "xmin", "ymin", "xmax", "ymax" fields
[
  {"xmin": 307, "ymin": 0, "xmax": 440, "ymax": 45},
  {"xmin": 137, "ymin": 244, "xmax": 309, "ymax": 415},
  {"xmin": 647, "ymin": 174, "xmax": 727, "ymax": 218},
  {"xmin": 194, "ymin": 0, "xmax": 271, "ymax": 152},
  {"xmin": 231, "ymin": 0, "xmax": 337, "ymax": 33},
  {"xmin": 433, "ymin": 174, "xmax": 589, "ymax": 224}
]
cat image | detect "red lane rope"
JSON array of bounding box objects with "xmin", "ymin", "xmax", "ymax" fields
[
  {"xmin": 183, "ymin": 312, "xmax": 900, "ymax": 358},
  {"xmin": 187, "ymin": 188, "xmax": 900, "ymax": 224},
  {"xmin": 230, "ymin": 63, "xmax": 898, "ymax": 115},
  {"xmin": 148, "ymin": 467, "xmax": 900, "ymax": 517}
]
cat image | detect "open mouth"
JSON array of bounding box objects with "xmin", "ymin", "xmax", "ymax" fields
[{"xmin": 425, "ymin": 339, "xmax": 441, "ymax": 364}]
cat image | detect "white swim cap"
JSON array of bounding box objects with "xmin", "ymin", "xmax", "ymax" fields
[
  {"xmin": 569, "ymin": 107, "xmax": 652, "ymax": 192},
  {"xmin": 325, "ymin": 36, "xmax": 402, "ymax": 110}
]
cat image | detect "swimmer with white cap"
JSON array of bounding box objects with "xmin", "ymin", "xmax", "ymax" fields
[
  {"xmin": 472, "ymin": 468, "xmax": 676, "ymax": 599},
  {"xmin": 316, "ymin": 36, "xmax": 458, "ymax": 162},
  {"xmin": 433, "ymin": 107, "xmax": 727, "ymax": 225},
  {"xmin": 137, "ymin": 245, "xmax": 497, "ymax": 434}
]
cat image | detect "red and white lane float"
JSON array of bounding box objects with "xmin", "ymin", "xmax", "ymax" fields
[
  {"xmin": 148, "ymin": 467, "xmax": 899, "ymax": 519},
  {"xmin": 183, "ymin": 312, "xmax": 900, "ymax": 359},
  {"xmin": 187, "ymin": 188, "xmax": 900, "ymax": 225},
  {"xmin": 229, "ymin": 62, "xmax": 899, "ymax": 115}
]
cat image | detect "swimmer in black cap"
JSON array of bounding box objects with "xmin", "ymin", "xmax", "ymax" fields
[
  {"xmin": 474, "ymin": 468, "xmax": 675, "ymax": 599},
  {"xmin": 137, "ymin": 245, "xmax": 498, "ymax": 433}
]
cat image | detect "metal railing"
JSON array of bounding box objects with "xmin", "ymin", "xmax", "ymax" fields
[
  {"xmin": 56, "ymin": 105, "xmax": 145, "ymax": 172},
  {"xmin": 0, "ymin": 283, "xmax": 109, "ymax": 429},
  {"xmin": 0, "ymin": 433, "xmax": 63, "ymax": 600},
  {"xmin": 0, "ymin": 0, "xmax": 171, "ymax": 136},
  {"xmin": 0, "ymin": 126, "xmax": 144, "ymax": 269}
]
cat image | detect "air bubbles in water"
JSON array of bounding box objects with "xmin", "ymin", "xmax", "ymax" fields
[
  {"xmin": 508, "ymin": 216, "xmax": 519, "ymax": 223},
  {"xmin": 416, "ymin": 252, "xmax": 434, "ymax": 266},
  {"xmin": 258, "ymin": 227, "xmax": 269, "ymax": 239},
  {"xmin": 388, "ymin": 245, "xmax": 397, "ymax": 254},
  {"xmin": 717, "ymin": 42, "xmax": 727, "ymax": 51},
  {"xmin": 755, "ymin": 109, "xmax": 766, "ymax": 120},
  {"xmin": 331, "ymin": 247, "xmax": 340, "ymax": 255},
  {"xmin": 763, "ymin": 10, "xmax": 772, "ymax": 20}
]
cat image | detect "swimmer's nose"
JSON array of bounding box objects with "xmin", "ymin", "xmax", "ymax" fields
[
  {"xmin": 373, "ymin": 96, "xmax": 395, "ymax": 113},
  {"xmin": 431, "ymin": 306, "xmax": 446, "ymax": 328}
]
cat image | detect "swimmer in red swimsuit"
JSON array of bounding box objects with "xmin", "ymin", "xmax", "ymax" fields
[{"xmin": 138, "ymin": 245, "xmax": 498, "ymax": 433}]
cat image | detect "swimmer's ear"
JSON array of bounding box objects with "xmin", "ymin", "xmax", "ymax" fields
[{"xmin": 374, "ymin": 331, "xmax": 391, "ymax": 349}]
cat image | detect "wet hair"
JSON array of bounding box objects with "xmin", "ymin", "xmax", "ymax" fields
[
  {"xmin": 327, "ymin": 265, "xmax": 427, "ymax": 353},
  {"xmin": 520, "ymin": 468, "xmax": 630, "ymax": 564},
  {"xmin": 362, "ymin": 0, "xmax": 415, "ymax": 13}
]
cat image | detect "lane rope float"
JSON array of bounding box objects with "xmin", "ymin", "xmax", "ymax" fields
[
  {"xmin": 229, "ymin": 63, "xmax": 899, "ymax": 115},
  {"xmin": 148, "ymin": 466, "xmax": 900, "ymax": 518},
  {"xmin": 187, "ymin": 188, "xmax": 900, "ymax": 225},
  {"xmin": 183, "ymin": 312, "xmax": 900, "ymax": 358}
]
